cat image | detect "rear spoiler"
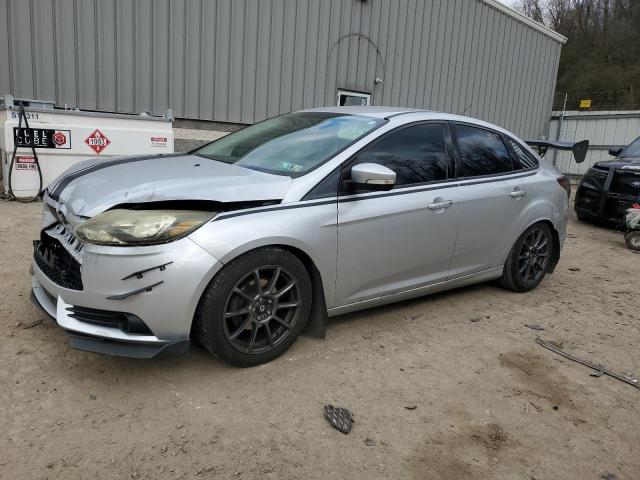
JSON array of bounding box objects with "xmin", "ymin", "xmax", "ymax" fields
[{"xmin": 525, "ymin": 140, "xmax": 589, "ymax": 164}]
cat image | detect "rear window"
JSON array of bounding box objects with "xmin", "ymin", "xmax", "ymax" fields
[
  {"xmin": 505, "ymin": 137, "xmax": 539, "ymax": 170},
  {"xmin": 193, "ymin": 112, "xmax": 384, "ymax": 176}
]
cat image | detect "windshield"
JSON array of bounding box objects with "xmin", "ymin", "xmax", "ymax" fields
[
  {"xmin": 193, "ymin": 112, "xmax": 384, "ymax": 176},
  {"xmin": 621, "ymin": 136, "xmax": 640, "ymax": 158}
]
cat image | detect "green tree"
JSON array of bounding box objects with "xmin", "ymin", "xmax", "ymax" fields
[{"xmin": 513, "ymin": 0, "xmax": 640, "ymax": 110}]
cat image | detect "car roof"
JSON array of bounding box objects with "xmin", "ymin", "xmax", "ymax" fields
[
  {"xmin": 300, "ymin": 106, "xmax": 520, "ymax": 140},
  {"xmin": 300, "ymin": 106, "xmax": 424, "ymax": 118}
]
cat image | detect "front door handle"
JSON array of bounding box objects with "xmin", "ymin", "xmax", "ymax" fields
[
  {"xmin": 427, "ymin": 200, "xmax": 453, "ymax": 210},
  {"xmin": 510, "ymin": 189, "xmax": 527, "ymax": 198}
]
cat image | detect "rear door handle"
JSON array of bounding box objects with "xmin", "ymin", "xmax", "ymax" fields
[
  {"xmin": 427, "ymin": 200, "xmax": 453, "ymax": 210},
  {"xmin": 510, "ymin": 189, "xmax": 526, "ymax": 198}
]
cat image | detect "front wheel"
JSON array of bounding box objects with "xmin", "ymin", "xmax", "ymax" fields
[
  {"xmin": 500, "ymin": 223, "xmax": 553, "ymax": 292},
  {"xmin": 194, "ymin": 247, "xmax": 312, "ymax": 367}
]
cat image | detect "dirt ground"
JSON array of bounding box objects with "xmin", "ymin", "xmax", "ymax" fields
[{"xmin": 1, "ymin": 200, "xmax": 638, "ymax": 480}]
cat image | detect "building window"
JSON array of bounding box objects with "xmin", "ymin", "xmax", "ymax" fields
[{"xmin": 337, "ymin": 89, "xmax": 371, "ymax": 107}]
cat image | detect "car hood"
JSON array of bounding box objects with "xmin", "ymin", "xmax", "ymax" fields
[
  {"xmin": 594, "ymin": 157, "xmax": 640, "ymax": 170},
  {"xmin": 49, "ymin": 154, "xmax": 292, "ymax": 218}
]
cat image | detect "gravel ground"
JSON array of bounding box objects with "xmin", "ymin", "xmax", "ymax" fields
[{"xmin": 0, "ymin": 200, "xmax": 638, "ymax": 480}]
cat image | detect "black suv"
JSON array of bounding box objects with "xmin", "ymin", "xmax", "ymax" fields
[{"xmin": 575, "ymin": 136, "xmax": 640, "ymax": 223}]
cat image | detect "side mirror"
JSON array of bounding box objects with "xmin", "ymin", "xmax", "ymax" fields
[
  {"xmin": 609, "ymin": 147, "xmax": 623, "ymax": 157},
  {"xmin": 350, "ymin": 163, "xmax": 396, "ymax": 191}
]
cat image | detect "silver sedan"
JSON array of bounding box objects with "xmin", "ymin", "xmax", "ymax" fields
[{"xmin": 31, "ymin": 107, "xmax": 570, "ymax": 366}]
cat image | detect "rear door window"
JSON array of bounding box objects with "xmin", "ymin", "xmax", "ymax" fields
[{"xmin": 454, "ymin": 125, "xmax": 513, "ymax": 177}]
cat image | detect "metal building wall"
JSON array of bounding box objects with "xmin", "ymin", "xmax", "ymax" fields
[
  {"xmin": 548, "ymin": 111, "xmax": 640, "ymax": 176},
  {"xmin": 0, "ymin": 0, "xmax": 563, "ymax": 138}
]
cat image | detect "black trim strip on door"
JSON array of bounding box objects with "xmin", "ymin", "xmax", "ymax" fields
[
  {"xmin": 211, "ymin": 170, "xmax": 537, "ymax": 221},
  {"xmin": 456, "ymin": 170, "xmax": 537, "ymax": 187},
  {"xmin": 338, "ymin": 182, "xmax": 455, "ymax": 203},
  {"xmin": 339, "ymin": 170, "xmax": 536, "ymax": 203},
  {"xmin": 212, "ymin": 199, "xmax": 337, "ymax": 221}
]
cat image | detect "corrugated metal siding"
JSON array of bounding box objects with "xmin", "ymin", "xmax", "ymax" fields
[
  {"xmin": 0, "ymin": 0, "xmax": 562, "ymax": 138},
  {"xmin": 548, "ymin": 111, "xmax": 640, "ymax": 176}
]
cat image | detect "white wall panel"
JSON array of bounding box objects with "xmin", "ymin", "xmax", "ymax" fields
[{"xmin": 549, "ymin": 111, "xmax": 640, "ymax": 176}]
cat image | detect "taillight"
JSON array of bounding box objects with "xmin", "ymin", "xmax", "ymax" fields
[{"xmin": 557, "ymin": 176, "xmax": 571, "ymax": 198}]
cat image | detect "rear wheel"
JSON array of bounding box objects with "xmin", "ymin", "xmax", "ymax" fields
[
  {"xmin": 501, "ymin": 223, "xmax": 553, "ymax": 292},
  {"xmin": 625, "ymin": 231, "xmax": 640, "ymax": 251},
  {"xmin": 575, "ymin": 210, "xmax": 589, "ymax": 221},
  {"xmin": 194, "ymin": 247, "xmax": 312, "ymax": 367}
]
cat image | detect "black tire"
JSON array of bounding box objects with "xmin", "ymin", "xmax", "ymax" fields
[
  {"xmin": 625, "ymin": 231, "xmax": 640, "ymax": 251},
  {"xmin": 193, "ymin": 247, "xmax": 312, "ymax": 367},
  {"xmin": 575, "ymin": 210, "xmax": 589, "ymax": 221},
  {"xmin": 500, "ymin": 223, "xmax": 553, "ymax": 293}
]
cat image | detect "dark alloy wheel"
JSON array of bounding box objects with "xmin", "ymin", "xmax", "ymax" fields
[
  {"xmin": 516, "ymin": 227, "xmax": 550, "ymax": 284},
  {"xmin": 194, "ymin": 247, "xmax": 312, "ymax": 367},
  {"xmin": 223, "ymin": 266, "xmax": 302, "ymax": 354},
  {"xmin": 501, "ymin": 223, "xmax": 554, "ymax": 292}
]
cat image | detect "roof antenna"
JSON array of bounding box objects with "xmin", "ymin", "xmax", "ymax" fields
[{"xmin": 461, "ymin": 103, "xmax": 472, "ymax": 116}]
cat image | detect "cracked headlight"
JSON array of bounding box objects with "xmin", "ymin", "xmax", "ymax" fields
[{"xmin": 75, "ymin": 209, "xmax": 215, "ymax": 246}]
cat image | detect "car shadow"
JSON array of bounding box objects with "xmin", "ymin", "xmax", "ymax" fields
[{"xmin": 327, "ymin": 280, "xmax": 503, "ymax": 328}]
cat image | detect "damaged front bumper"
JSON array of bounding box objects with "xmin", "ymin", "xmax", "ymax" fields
[{"xmin": 31, "ymin": 227, "xmax": 223, "ymax": 358}]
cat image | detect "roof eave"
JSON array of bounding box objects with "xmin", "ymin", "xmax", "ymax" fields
[{"xmin": 481, "ymin": 0, "xmax": 567, "ymax": 44}]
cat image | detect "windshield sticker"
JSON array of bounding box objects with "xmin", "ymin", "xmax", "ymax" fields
[{"xmin": 277, "ymin": 161, "xmax": 304, "ymax": 172}]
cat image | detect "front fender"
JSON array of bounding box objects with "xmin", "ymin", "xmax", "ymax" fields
[{"xmin": 188, "ymin": 201, "xmax": 338, "ymax": 307}]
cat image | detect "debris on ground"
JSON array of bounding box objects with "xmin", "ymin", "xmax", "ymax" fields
[
  {"xmin": 529, "ymin": 402, "xmax": 542, "ymax": 412},
  {"xmin": 17, "ymin": 318, "xmax": 43, "ymax": 329},
  {"xmin": 404, "ymin": 405, "xmax": 417, "ymax": 410},
  {"xmin": 524, "ymin": 324, "xmax": 545, "ymax": 331},
  {"xmin": 536, "ymin": 338, "xmax": 640, "ymax": 390},
  {"xmin": 600, "ymin": 472, "xmax": 618, "ymax": 480},
  {"xmin": 568, "ymin": 267, "xmax": 581, "ymax": 272},
  {"xmin": 364, "ymin": 438, "xmax": 375, "ymax": 446},
  {"xmin": 324, "ymin": 405, "xmax": 353, "ymax": 434}
]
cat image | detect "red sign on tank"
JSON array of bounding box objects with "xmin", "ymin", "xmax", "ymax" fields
[{"xmin": 85, "ymin": 129, "xmax": 111, "ymax": 154}]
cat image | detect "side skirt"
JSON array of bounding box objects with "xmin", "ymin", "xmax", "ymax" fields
[{"xmin": 326, "ymin": 266, "xmax": 504, "ymax": 317}]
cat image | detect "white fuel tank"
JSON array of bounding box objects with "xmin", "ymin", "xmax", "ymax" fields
[{"xmin": 1, "ymin": 95, "xmax": 174, "ymax": 200}]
